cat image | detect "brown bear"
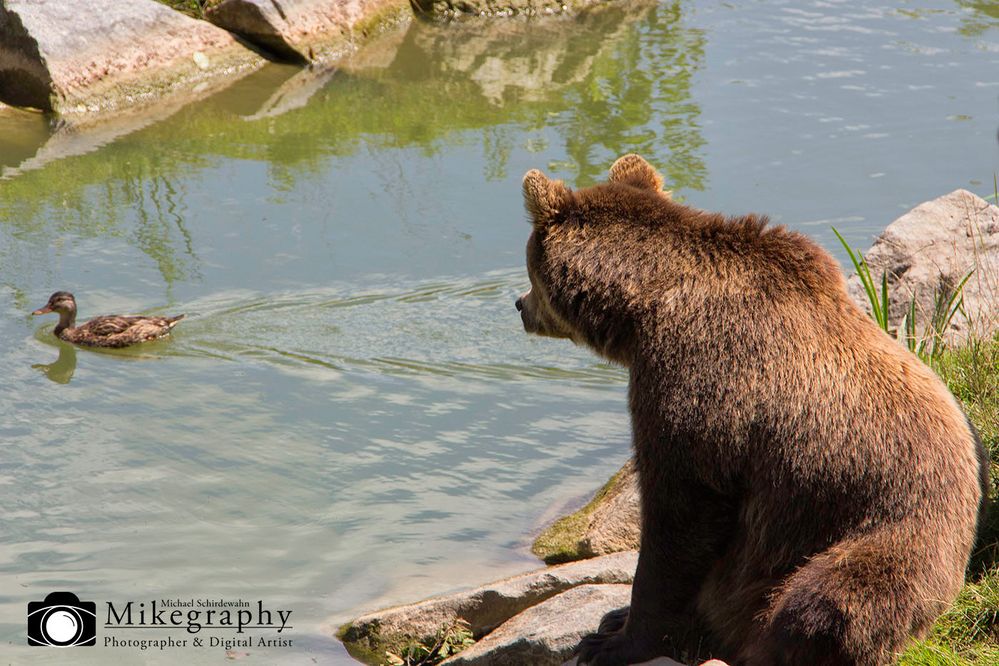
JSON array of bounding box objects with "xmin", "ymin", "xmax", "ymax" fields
[{"xmin": 515, "ymin": 154, "xmax": 989, "ymax": 666}]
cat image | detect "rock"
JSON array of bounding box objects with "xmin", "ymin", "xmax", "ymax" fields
[
  {"xmin": 846, "ymin": 189, "xmax": 999, "ymax": 344},
  {"xmin": 206, "ymin": 0, "xmax": 408, "ymax": 63},
  {"xmin": 443, "ymin": 584, "xmax": 632, "ymax": 666},
  {"xmin": 410, "ymin": 0, "xmax": 608, "ymax": 20},
  {"xmin": 0, "ymin": 0, "xmax": 266, "ymax": 115},
  {"xmin": 339, "ymin": 550, "xmax": 637, "ymax": 662},
  {"xmin": 534, "ymin": 460, "xmax": 640, "ymax": 563}
]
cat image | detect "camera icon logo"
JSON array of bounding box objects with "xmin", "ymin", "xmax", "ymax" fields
[{"xmin": 27, "ymin": 592, "xmax": 96, "ymax": 647}]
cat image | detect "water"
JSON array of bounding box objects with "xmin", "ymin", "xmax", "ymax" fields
[{"xmin": 0, "ymin": 1, "xmax": 997, "ymax": 663}]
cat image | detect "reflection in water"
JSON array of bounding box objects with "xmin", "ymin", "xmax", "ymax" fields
[
  {"xmin": 129, "ymin": 174, "xmax": 202, "ymax": 289},
  {"xmin": 32, "ymin": 340, "xmax": 77, "ymax": 384},
  {"xmin": 346, "ymin": 0, "xmax": 706, "ymax": 187},
  {"xmin": 0, "ymin": 1, "xmax": 707, "ymax": 289},
  {"xmin": 0, "ymin": 107, "xmax": 52, "ymax": 172}
]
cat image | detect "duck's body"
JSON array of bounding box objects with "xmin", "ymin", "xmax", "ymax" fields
[{"xmin": 32, "ymin": 291, "xmax": 184, "ymax": 348}]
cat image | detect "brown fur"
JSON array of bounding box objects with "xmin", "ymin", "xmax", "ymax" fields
[{"xmin": 516, "ymin": 155, "xmax": 988, "ymax": 666}]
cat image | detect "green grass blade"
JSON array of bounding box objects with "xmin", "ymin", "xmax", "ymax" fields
[
  {"xmin": 880, "ymin": 270, "xmax": 890, "ymax": 330},
  {"xmin": 834, "ymin": 228, "xmax": 888, "ymax": 330},
  {"xmin": 905, "ymin": 298, "xmax": 917, "ymax": 352}
]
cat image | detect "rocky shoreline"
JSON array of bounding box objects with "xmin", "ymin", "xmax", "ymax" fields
[
  {"xmin": 0, "ymin": 0, "xmax": 407, "ymax": 118},
  {"xmin": 0, "ymin": 0, "xmax": 408, "ymax": 120}
]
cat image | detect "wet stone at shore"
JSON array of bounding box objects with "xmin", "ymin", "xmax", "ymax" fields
[
  {"xmin": 339, "ymin": 551, "xmax": 637, "ymax": 663},
  {"xmin": 0, "ymin": 0, "xmax": 265, "ymax": 114},
  {"xmin": 205, "ymin": 0, "xmax": 408, "ymax": 63}
]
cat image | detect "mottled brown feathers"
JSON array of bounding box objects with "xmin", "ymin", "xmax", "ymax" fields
[
  {"xmin": 32, "ymin": 291, "xmax": 184, "ymax": 348},
  {"xmin": 517, "ymin": 155, "xmax": 987, "ymax": 666},
  {"xmin": 63, "ymin": 314, "xmax": 185, "ymax": 348}
]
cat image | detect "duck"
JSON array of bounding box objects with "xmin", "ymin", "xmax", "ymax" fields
[{"xmin": 32, "ymin": 291, "xmax": 185, "ymax": 349}]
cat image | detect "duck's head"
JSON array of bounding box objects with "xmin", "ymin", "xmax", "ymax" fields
[{"xmin": 32, "ymin": 291, "xmax": 77, "ymax": 316}]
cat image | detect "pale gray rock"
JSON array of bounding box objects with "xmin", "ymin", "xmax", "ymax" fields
[
  {"xmin": 443, "ymin": 584, "xmax": 632, "ymax": 666},
  {"xmin": 0, "ymin": 0, "xmax": 265, "ymax": 114},
  {"xmin": 340, "ymin": 551, "xmax": 637, "ymax": 658},
  {"xmin": 846, "ymin": 189, "xmax": 999, "ymax": 343},
  {"xmin": 206, "ymin": 0, "xmax": 408, "ymax": 62}
]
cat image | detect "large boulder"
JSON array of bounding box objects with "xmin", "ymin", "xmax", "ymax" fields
[
  {"xmin": 205, "ymin": 0, "xmax": 408, "ymax": 63},
  {"xmin": 0, "ymin": 0, "xmax": 265, "ymax": 114},
  {"xmin": 533, "ymin": 459, "xmax": 640, "ymax": 563},
  {"xmin": 338, "ymin": 550, "xmax": 637, "ymax": 663},
  {"xmin": 846, "ymin": 189, "xmax": 999, "ymax": 344},
  {"xmin": 442, "ymin": 584, "xmax": 632, "ymax": 666}
]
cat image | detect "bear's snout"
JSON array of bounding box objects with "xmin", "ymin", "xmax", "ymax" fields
[{"xmin": 517, "ymin": 290, "xmax": 538, "ymax": 334}]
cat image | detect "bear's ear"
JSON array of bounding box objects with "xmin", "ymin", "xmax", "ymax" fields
[
  {"xmin": 523, "ymin": 169, "xmax": 571, "ymax": 226},
  {"xmin": 608, "ymin": 154, "xmax": 667, "ymax": 194}
]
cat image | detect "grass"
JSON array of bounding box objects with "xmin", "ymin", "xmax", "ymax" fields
[
  {"xmin": 832, "ymin": 227, "xmax": 972, "ymax": 364},
  {"xmin": 986, "ymin": 174, "xmax": 998, "ymax": 203},
  {"xmin": 833, "ymin": 226, "xmax": 892, "ymax": 332},
  {"xmin": 338, "ymin": 619, "xmax": 475, "ymax": 666},
  {"xmin": 901, "ymin": 271, "xmax": 974, "ymax": 363},
  {"xmin": 383, "ymin": 620, "xmax": 475, "ymax": 666}
]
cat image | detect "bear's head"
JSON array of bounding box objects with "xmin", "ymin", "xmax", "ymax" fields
[{"xmin": 516, "ymin": 154, "xmax": 672, "ymax": 364}]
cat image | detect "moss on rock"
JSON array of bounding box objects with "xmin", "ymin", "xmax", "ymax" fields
[{"xmin": 532, "ymin": 461, "xmax": 634, "ymax": 564}]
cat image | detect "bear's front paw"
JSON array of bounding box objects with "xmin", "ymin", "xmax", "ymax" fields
[
  {"xmin": 576, "ymin": 631, "xmax": 629, "ymax": 666},
  {"xmin": 576, "ymin": 630, "xmax": 659, "ymax": 666},
  {"xmin": 597, "ymin": 606, "xmax": 630, "ymax": 634}
]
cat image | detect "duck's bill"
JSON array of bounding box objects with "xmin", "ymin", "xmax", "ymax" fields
[{"xmin": 32, "ymin": 306, "xmax": 52, "ymax": 315}]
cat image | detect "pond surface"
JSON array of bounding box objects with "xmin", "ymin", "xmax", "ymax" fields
[{"xmin": 1, "ymin": 1, "xmax": 997, "ymax": 663}]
